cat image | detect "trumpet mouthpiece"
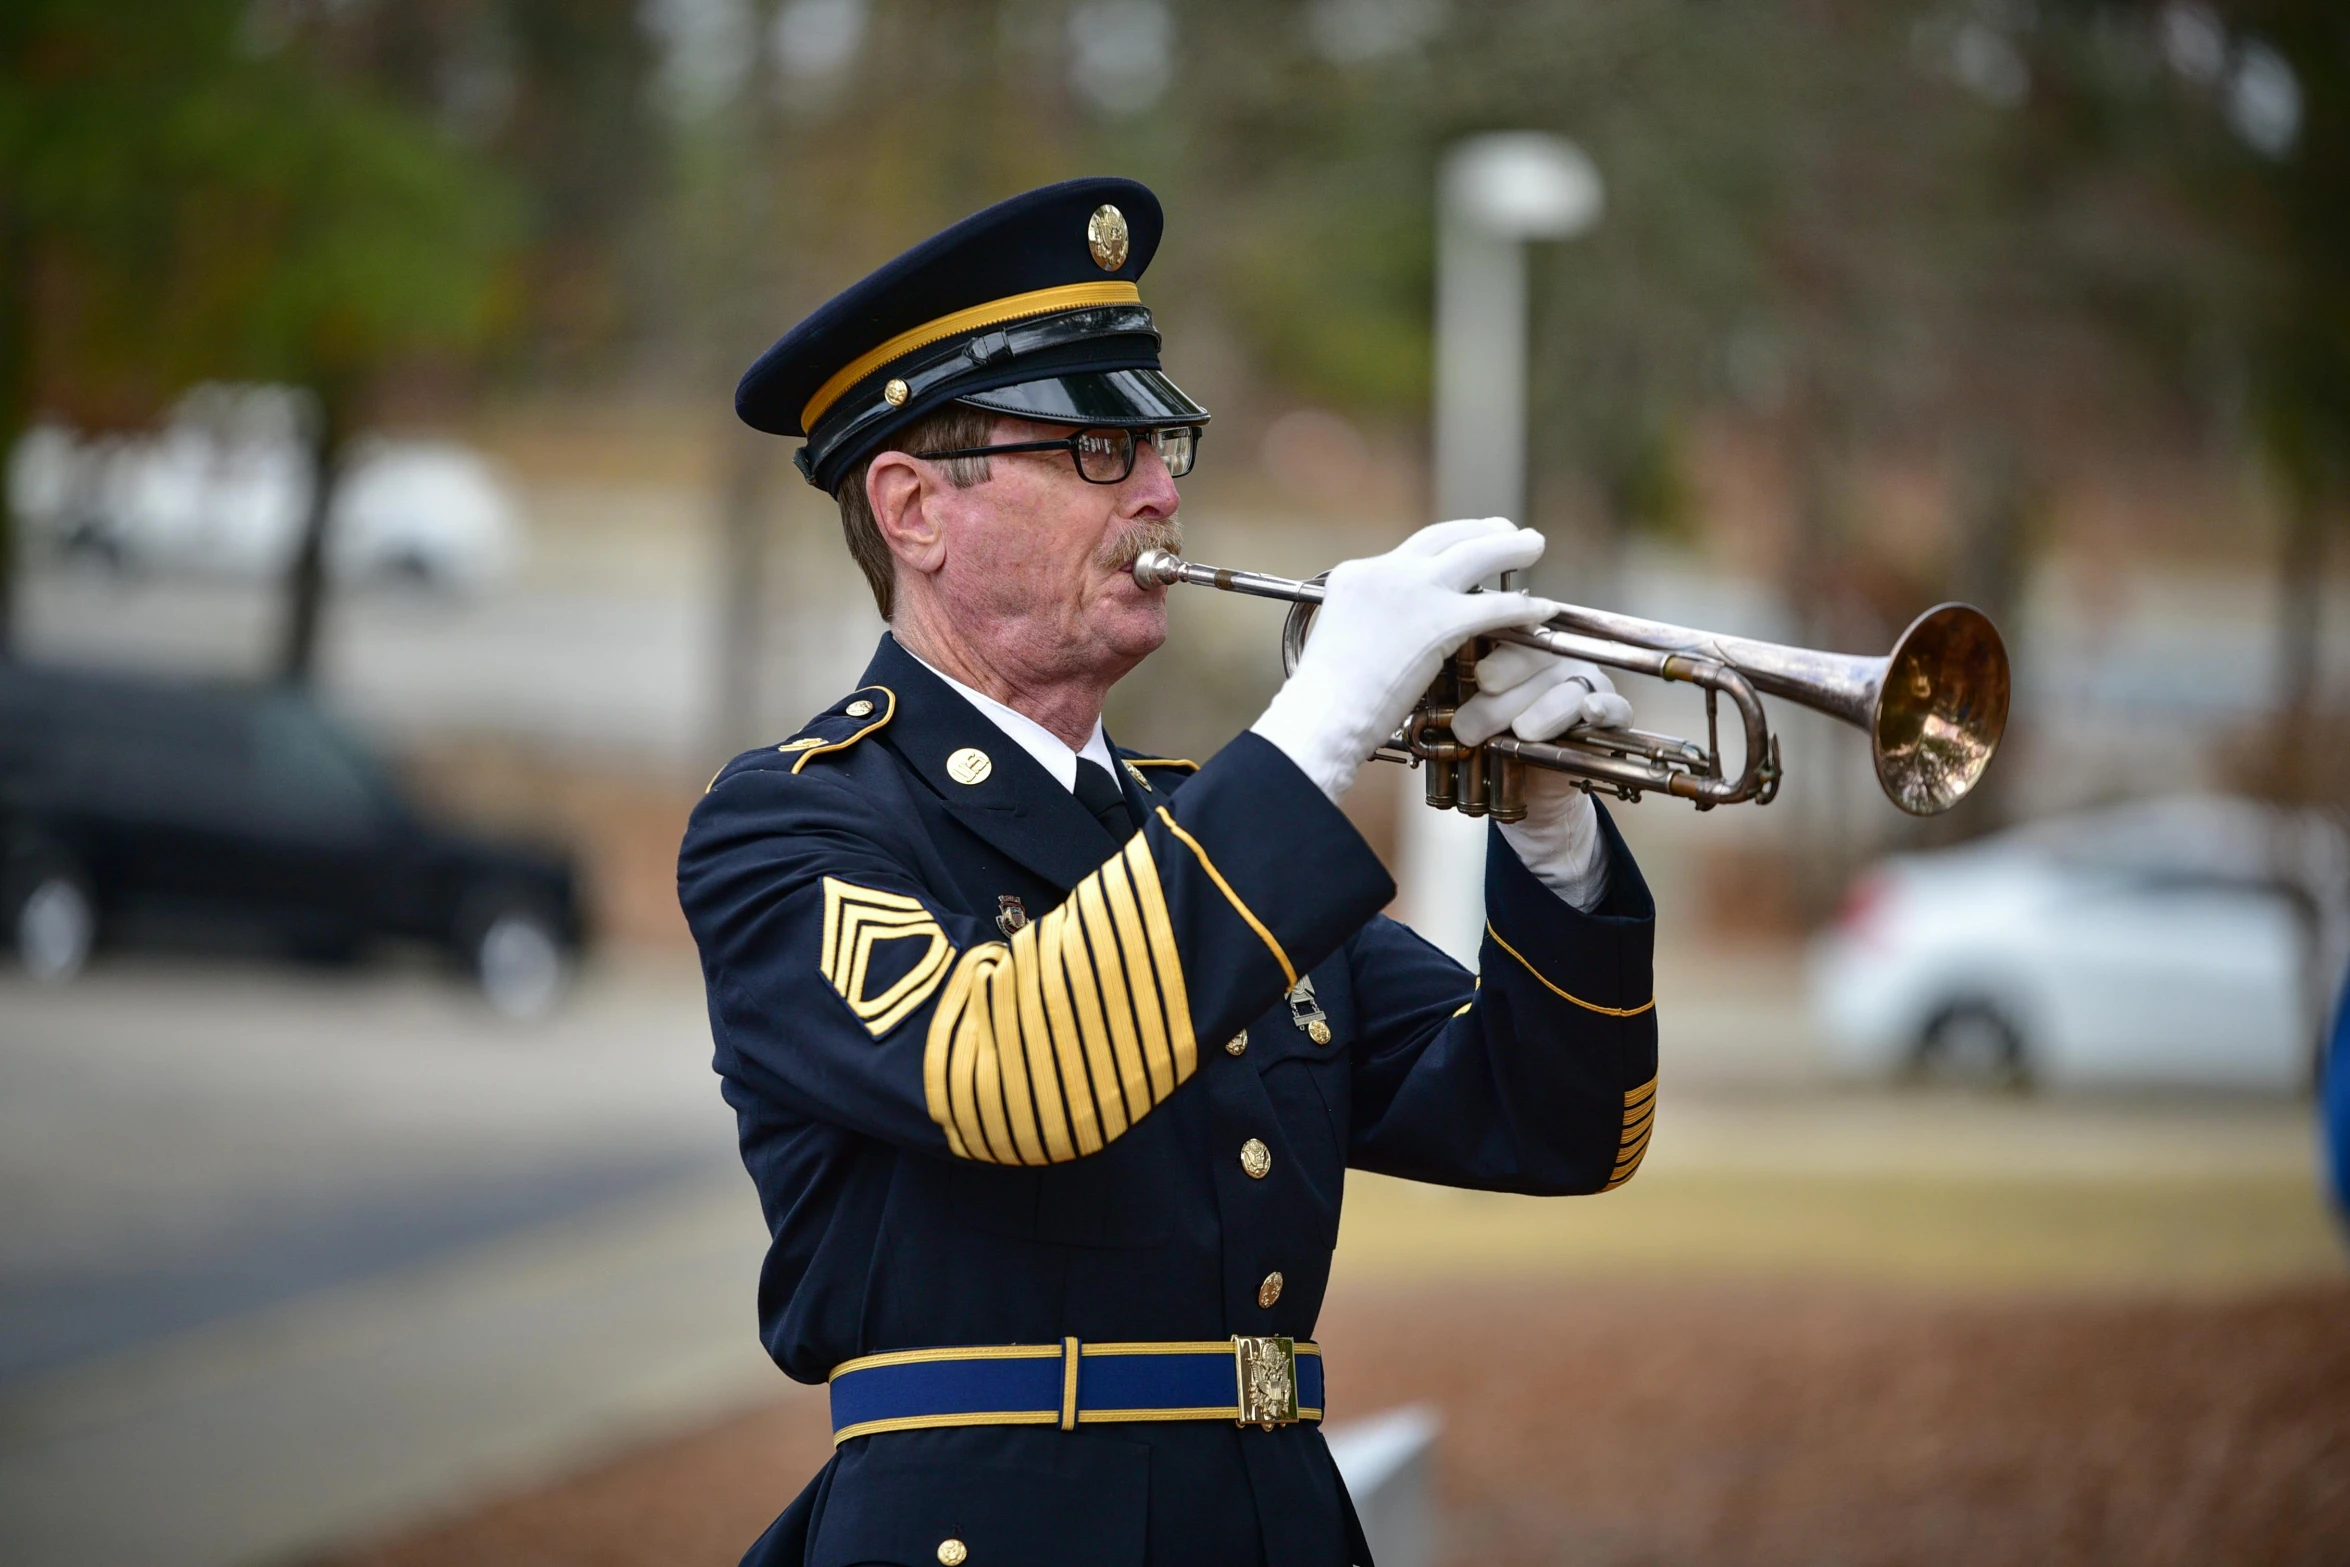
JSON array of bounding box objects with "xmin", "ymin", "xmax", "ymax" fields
[{"xmin": 1131, "ymin": 549, "xmax": 1184, "ymax": 589}]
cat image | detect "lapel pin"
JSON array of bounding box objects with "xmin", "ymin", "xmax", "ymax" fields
[
  {"xmin": 1287, "ymin": 975, "xmax": 1332, "ymax": 1046},
  {"xmin": 997, "ymin": 895, "xmax": 1028, "ymax": 937},
  {"xmin": 946, "ymin": 747, "xmax": 993, "ymax": 785}
]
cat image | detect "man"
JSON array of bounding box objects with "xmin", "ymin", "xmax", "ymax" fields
[{"xmin": 681, "ymin": 177, "xmax": 1658, "ymax": 1567}]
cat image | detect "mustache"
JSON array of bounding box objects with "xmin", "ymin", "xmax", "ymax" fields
[{"xmin": 1100, "ymin": 518, "xmax": 1184, "ymax": 574}]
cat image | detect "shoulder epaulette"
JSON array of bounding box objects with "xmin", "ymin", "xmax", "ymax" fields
[
  {"xmin": 707, "ymin": 684, "xmax": 897, "ymax": 792},
  {"xmin": 1116, "ymin": 753, "xmax": 1199, "ymax": 795}
]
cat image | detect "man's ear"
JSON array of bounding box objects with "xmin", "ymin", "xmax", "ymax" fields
[{"xmin": 867, "ymin": 451, "xmax": 946, "ymax": 576}]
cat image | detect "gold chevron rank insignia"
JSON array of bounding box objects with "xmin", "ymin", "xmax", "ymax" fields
[
  {"xmin": 820, "ymin": 878, "xmax": 954, "ymax": 1037},
  {"xmin": 1605, "ymin": 1075, "xmax": 1657, "ymax": 1191}
]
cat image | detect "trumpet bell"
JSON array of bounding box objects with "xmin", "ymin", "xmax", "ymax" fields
[{"xmin": 1873, "ymin": 603, "xmax": 2010, "ymax": 816}]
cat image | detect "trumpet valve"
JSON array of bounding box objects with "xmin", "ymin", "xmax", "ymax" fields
[{"xmin": 1489, "ymin": 752, "xmax": 1527, "ymax": 823}]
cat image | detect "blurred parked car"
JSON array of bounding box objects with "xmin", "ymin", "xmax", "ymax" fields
[
  {"xmin": 1810, "ymin": 795, "xmax": 2349, "ymax": 1092},
  {"xmin": 7, "ymin": 383, "xmax": 520, "ymax": 588},
  {"xmin": 0, "ymin": 663, "xmax": 584, "ymax": 1016}
]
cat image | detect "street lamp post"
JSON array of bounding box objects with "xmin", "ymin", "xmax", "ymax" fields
[{"xmin": 1401, "ymin": 132, "xmax": 1604, "ymax": 966}]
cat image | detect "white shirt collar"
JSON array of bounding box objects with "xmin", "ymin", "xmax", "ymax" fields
[{"xmin": 907, "ymin": 649, "xmax": 1116, "ymax": 794}]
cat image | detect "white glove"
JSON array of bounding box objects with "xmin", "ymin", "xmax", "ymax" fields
[
  {"xmin": 1250, "ymin": 518, "xmax": 1556, "ymax": 801},
  {"xmin": 1450, "ymin": 643, "xmax": 1633, "ymax": 746},
  {"xmin": 1453, "ymin": 642, "xmax": 1634, "ymax": 912}
]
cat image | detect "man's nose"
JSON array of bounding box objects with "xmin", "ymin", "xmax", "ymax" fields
[{"xmin": 1122, "ymin": 442, "xmax": 1181, "ymax": 516}]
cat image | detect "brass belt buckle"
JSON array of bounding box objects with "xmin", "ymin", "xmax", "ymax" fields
[{"xmin": 1233, "ymin": 1335, "xmax": 1299, "ymax": 1429}]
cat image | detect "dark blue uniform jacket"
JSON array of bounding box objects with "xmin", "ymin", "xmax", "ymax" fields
[{"xmin": 678, "ymin": 634, "xmax": 1659, "ymax": 1567}]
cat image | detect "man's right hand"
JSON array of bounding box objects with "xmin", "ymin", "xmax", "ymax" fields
[{"xmin": 1250, "ymin": 517, "xmax": 1555, "ymax": 801}]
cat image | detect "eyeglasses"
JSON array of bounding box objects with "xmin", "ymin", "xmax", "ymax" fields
[{"xmin": 913, "ymin": 425, "xmax": 1200, "ymax": 485}]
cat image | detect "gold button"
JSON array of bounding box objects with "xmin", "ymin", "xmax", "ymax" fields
[
  {"xmin": 1258, "ymin": 1271, "xmax": 1283, "ymax": 1308},
  {"xmin": 1306, "ymin": 1019, "xmax": 1332, "ymax": 1047},
  {"xmin": 844, "ymin": 699, "xmax": 874, "ymax": 718},
  {"xmin": 885, "ymin": 377, "xmax": 911, "ymax": 407},
  {"xmin": 1240, "ymin": 1138, "xmax": 1271, "ymax": 1180},
  {"xmin": 1225, "ymin": 1030, "xmax": 1248, "ymax": 1057},
  {"xmin": 945, "ymin": 747, "xmax": 993, "ymax": 785},
  {"xmin": 937, "ymin": 1540, "xmax": 967, "ymax": 1566}
]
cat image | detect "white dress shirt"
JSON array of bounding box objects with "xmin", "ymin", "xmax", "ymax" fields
[{"xmin": 908, "ymin": 650, "xmax": 1117, "ymax": 793}]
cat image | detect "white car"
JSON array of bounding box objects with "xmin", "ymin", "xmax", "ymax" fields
[
  {"xmin": 1809, "ymin": 795, "xmax": 2347, "ymax": 1092},
  {"xmin": 9, "ymin": 384, "xmax": 519, "ymax": 589}
]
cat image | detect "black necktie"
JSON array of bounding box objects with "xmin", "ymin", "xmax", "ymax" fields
[{"xmin": 1074, "ymin": 759, "xmax": 1135, "ymax": 843}]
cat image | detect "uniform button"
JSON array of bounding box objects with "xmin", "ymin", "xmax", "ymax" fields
[
  {"xmin": 1258, "ymin": 1271, "xmax": 1284, "ymax": 1308},
  {"xmin": 844, "ymin": 698, "xmax": 875, "ymax": 718},
  {"xmin": 1240, "ymin": 1138, "xmax": 1272, "ymax": 1179},
  {"xmin": 937, "ymin": 1539, "xmax": 967, "ymax": 1566},
  {"xmin": 1225, "ymin": 1030, "xmax": 1248, "ymax": 1057}
]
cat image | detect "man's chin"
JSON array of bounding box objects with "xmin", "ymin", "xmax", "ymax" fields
[{"xmin": 1094, "ymin": 600, "xmax": 1171, "ymax": 666}]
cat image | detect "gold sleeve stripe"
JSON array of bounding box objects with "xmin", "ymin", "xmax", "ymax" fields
[
  {"xmin": 923, "ymin": 950, "xmax": 980, "ymax": 1158},
  {"xmin": 1123, "ymin": 757, "xmax": 1199, "ymax": 771},
  {"xmin": 1604, "ymin": 1075, "xmax": 1658, "ymax": 1191},
  {"xmin": 1485, "ymin": 923, "xmax": 1656, "ymax": 1018},
  {"xmin": 1078, "ymin": 874, "xmax": 1153, "ymax": 1124},
  {"xmin": 820, "ymin": 878, "xmax": 954, "ymax": 1036},
  {"xmin": 1122, "ymin": 833, "xmax": 1197, "ymax": 1081},
  {"xmin": 1101, "ymin": 851, "xmax": 1176, "ymax": 1101},
  {"xmin": 993, "ymin": 924, "xmax": 1053, "ymax": 1165},
  {"xmin": 1011, "ymin": 922, "xmax": 1079, "ymax": 1163},
  {"xmin": 1034, "ymin": 914, "xmax": 1104, "ymax": 1156},
  {"xmin": 791, "ymin": 687, "xmax": 898, "ymax": 774},
  {"xmin": 1054, "ymin": 900, "xmax": 1128, "ymax": 1142},
  {"xmin": 924, "ymin": 838, "xmax": 1200, "ymax": 1164},
  {"xmin": 1152, "ymin": 806, "xmax": 1298, "ymax": 990}
]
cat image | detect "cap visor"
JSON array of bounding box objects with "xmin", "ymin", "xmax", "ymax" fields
[{"xmin": 955, "ymin": 367, "xmax": 1208, "ymax": 428}]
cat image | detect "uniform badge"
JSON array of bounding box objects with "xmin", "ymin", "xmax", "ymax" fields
[
  {"xmin": 996, "ymin": 895, "xmax": 1028, "ymax": 937},
  {"xmin": 818, "ymin": 878, "xmax": 952, "ymax": 1037},
  {"xmin": 1087, "ymin": 204, "xmax": 1129, "ymax": 271},
  {"xmin": 1287, "ymin": 975, "xmax": 1331, "ymax": 1046},
  {"xmin": 1122, "ymin": 758, "xmax": 1153, "ymax": 793},
  {"xmin": 946, "ymin": 746, "xmax": 993, "ymax": 785}
]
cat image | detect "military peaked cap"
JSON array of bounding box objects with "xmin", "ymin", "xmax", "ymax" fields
[{"xmin": 736, "ymin": 176, "xmax": 1209, "ymax": 494}]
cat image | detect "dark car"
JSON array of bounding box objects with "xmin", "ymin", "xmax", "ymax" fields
[{"xmin": 0, "ymin": 662, "xmax": 585, "ymax": 1015}]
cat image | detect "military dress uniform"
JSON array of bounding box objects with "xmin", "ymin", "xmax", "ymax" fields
[{"xmin": 682, "ymin": 178, "xmax": 1660, "ymax": 1567}]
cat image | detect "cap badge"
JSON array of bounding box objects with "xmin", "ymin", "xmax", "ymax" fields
[
  {"xmin": 883, "ymin": 377, "xmax": 910, "ymax": 407},
  {"xmin": 946, "ymin": 747, "xmax": 994, "ymax": 785},
  {"xmin": 1087, "ymin": 204, "xmax": 1129, "ymax": 271}
]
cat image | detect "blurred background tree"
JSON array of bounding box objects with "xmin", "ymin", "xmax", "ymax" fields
[
  {"xmin": 2033, "ymin": 0, "xmax": 2350, "ymax": 799},
  {"xmin": 0, "ymin": 0, "xmax": 518, "ymax": 675}
]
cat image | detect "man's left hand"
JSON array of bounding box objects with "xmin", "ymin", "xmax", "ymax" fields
[{"xmin": 1451, "ymin": 643, "xmax": 1633, "ymax": 913}]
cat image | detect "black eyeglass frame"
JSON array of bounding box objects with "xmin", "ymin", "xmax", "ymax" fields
[{"xmin": 912, "ymin": 424, "xmax": 1201, "ymax": 485}]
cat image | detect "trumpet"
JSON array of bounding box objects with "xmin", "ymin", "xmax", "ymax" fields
[{"xmin": 1131, "ymin": 549, "xmax": 2009, "ymax": 818}]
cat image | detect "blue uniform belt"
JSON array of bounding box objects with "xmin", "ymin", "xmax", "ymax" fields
[{"xmin": 828, "ymin": 1336, "xmax": 1324, "ymax": 1445}]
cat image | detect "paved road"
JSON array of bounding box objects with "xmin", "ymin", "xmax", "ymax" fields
[
  {"xmin": 0, "ymin": 955, "xmax": 783, "ymax": 1567},
  {"xmin": 0, "ymin": 956, "xmax": 741, "ymax": 1385}
]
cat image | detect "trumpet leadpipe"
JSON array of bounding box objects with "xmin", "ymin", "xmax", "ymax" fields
[{"xmin": 1132, "ymin": 551, "xmax": 1325, "ymax": 606}]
